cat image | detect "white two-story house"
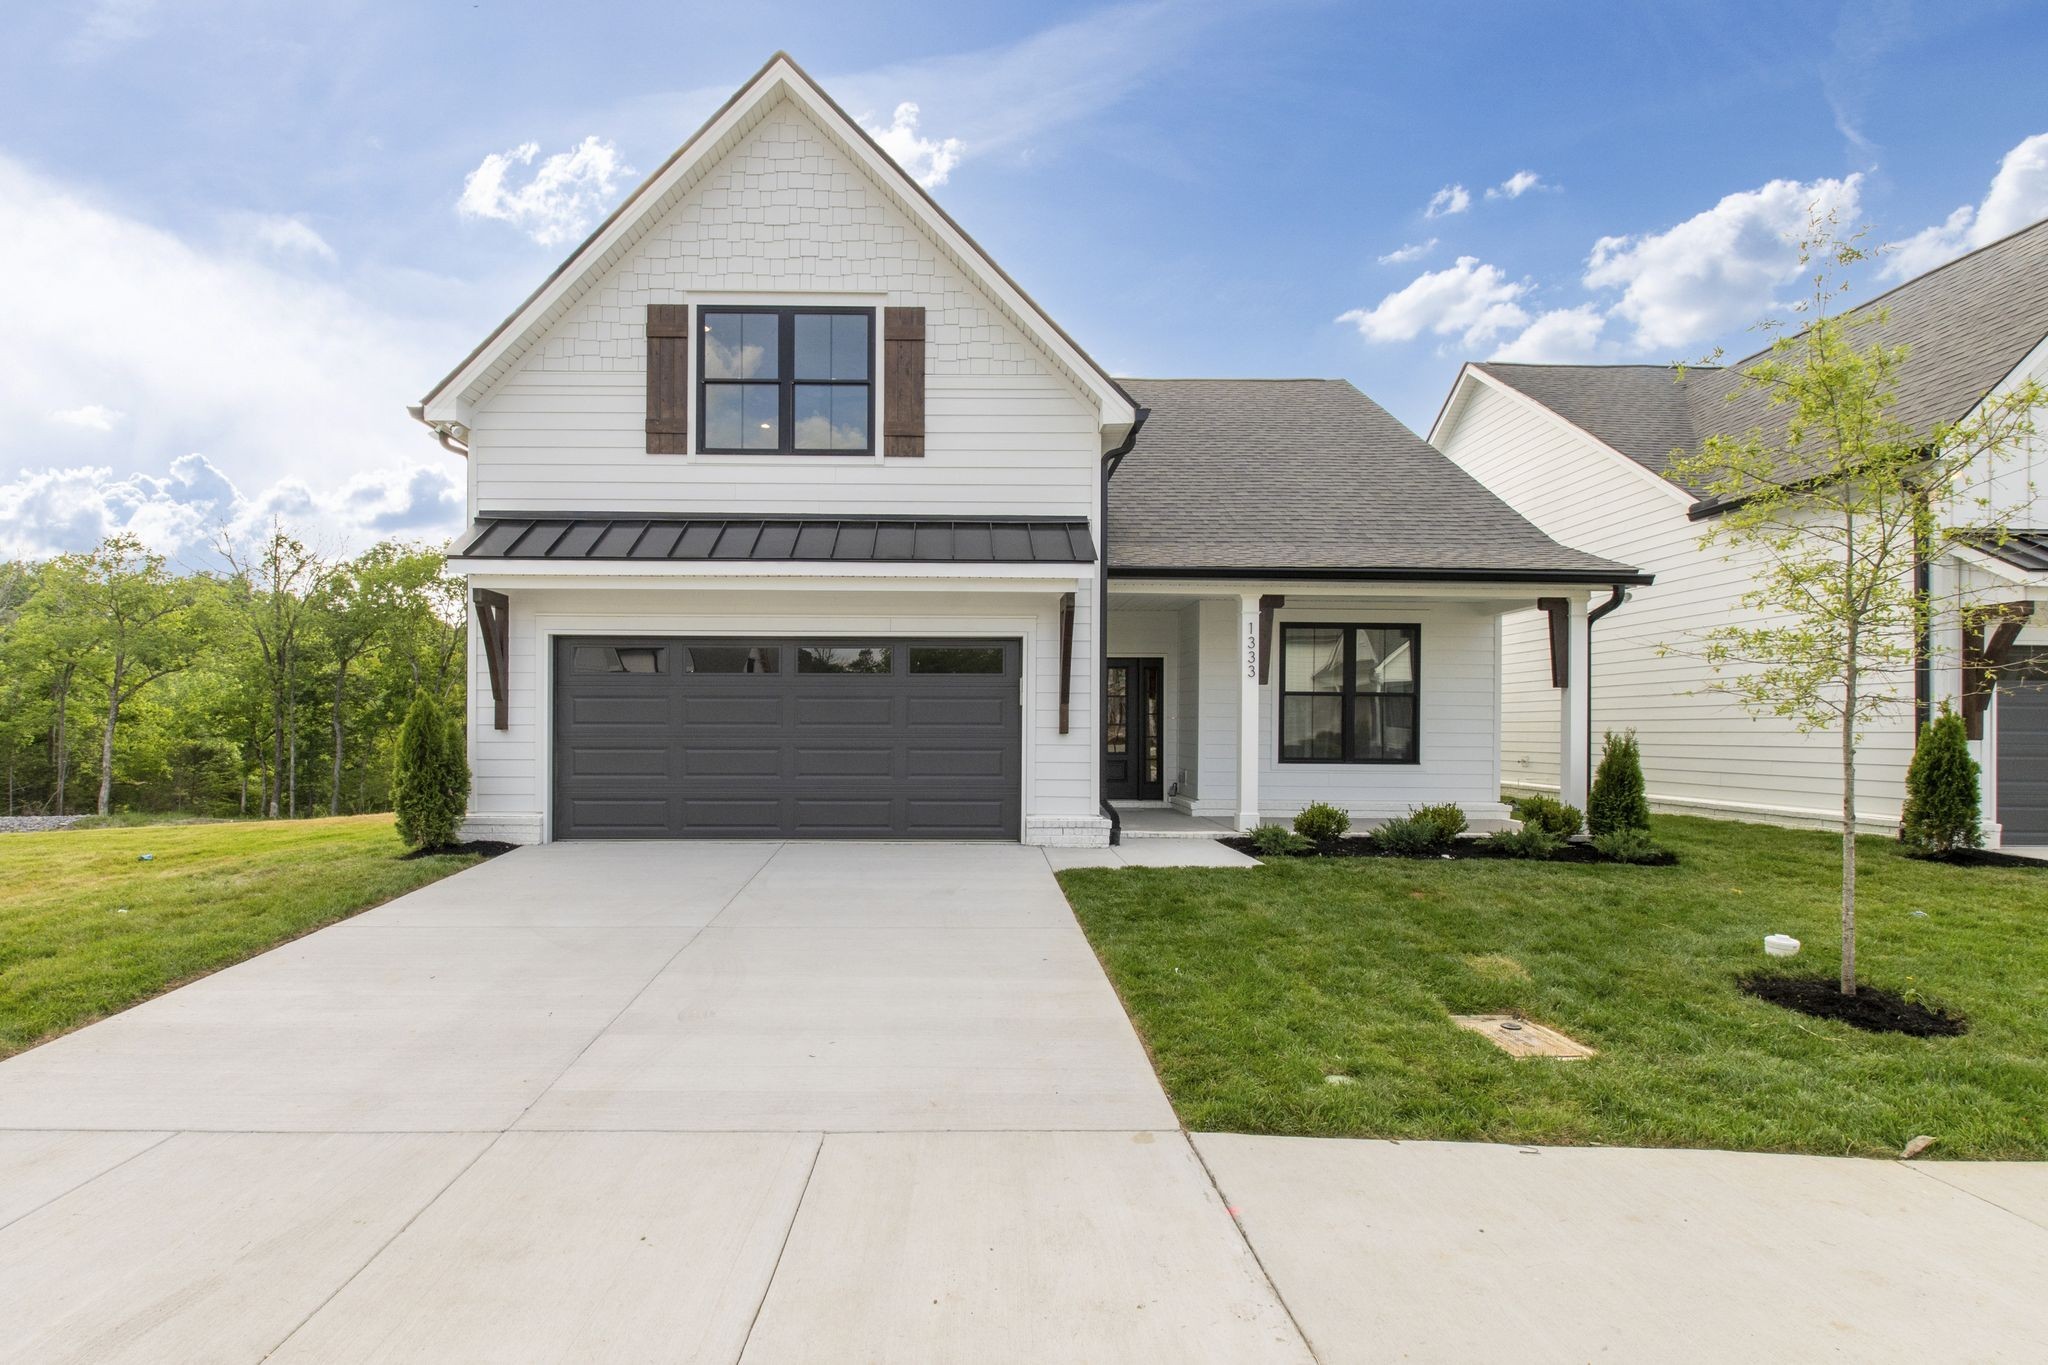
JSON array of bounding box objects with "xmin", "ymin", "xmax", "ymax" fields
[
  {"xmin": 412, "ymin": 54, "xmax": 1642, "ymax": 846},
  {"xmin": 1432, "ymin": 218, "xmax": 2048, "ymax": 847}
]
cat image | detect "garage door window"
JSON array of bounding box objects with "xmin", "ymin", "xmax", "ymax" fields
[
  {"xmin": 910, "ymin": 645, "xmax": 1006, "ymax": 674},
  {"xmin": 573, "ymin": 645, "xmax": 665, "ymax": 674},
  {"xmin": 798, "ymin": 645, "xmax": 894, "ymax": 674},
  {"xmin": 681, "ymin": 644, "xmax": 780, "ymax": 673}
]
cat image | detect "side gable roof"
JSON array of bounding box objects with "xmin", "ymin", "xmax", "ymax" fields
[
  {"xmin": 1110, "ymin": 379, "xmax": 1645, "ymax": 583},
  {"xmin": 1466, "ymin": 215, "xmax": 2048, "ymax": 505},
  {"xmin": 417, "ymin": 52, "xmax": 1135, "ymax": 431}
]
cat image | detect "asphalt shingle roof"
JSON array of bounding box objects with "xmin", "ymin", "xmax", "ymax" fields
[
  {"xmin": 1109, "ymin": 378, "xmax": 1644, "ymax": 582},
  {"xmin": 1476, "ymin": 215, "xmax": 2048, "ymax": 507}
]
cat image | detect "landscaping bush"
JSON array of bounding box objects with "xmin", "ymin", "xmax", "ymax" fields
[
  {"xmin": 1900, "ymin": 702, "xmax": 1983, "ymax": 856},
  {"xmin": 392, "ymin": 693, "xmax": 470, "ymax": 850},
  {"xmin": 1509, "ymin": 793, "xmax": 1583, "ymax": 839},
  {"xmin": 1293, "ymin": 801, "xmax": 1351, "ymax": 843},
  {"xmin": 1409, "ymin": 802, "xmax": 1468, "ymax": 843},
  {"xmin": 1248, "ymin": 823, "xmax": 1311, "ymax": 857},
  {"xmin": 1592, "ymin": 827, "xmax": 1672, "ymax": 864},
  {"xmin": 1372, "ymin": 804, "xmax": 1466, "ymax": 857},
  {"xmin": 1483, "ymin": 825, "xmax": 1565, "ymax": 859},
  {"xmin": 1589, "ymin": 730, "xmax": 1651, "ymax": 835}
]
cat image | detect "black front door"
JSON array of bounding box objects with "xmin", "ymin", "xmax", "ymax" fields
[{"xmin": 1104, "ymin": 657, "xmax": 1164, "ymax": 800}]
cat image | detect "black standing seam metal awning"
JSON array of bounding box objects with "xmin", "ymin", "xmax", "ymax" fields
[
  {"xmin": 451, "ymin": 514, "xmax": 1098, "ymax": 565},
  {"xmin": 1971, "ymin": 531, "xmax": 2048, "ymax": 575}
]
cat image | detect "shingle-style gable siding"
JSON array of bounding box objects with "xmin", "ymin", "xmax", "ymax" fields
[{"xmin": 465, "ymin": 97, "xmax": 1101, "ymax": 521}]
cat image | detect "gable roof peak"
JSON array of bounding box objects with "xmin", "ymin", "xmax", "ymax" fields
[{"xmin": 416, "ymin": 51, "xmax": 1134, "ymax": 430}]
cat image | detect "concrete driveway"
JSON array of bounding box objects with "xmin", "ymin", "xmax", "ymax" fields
[{"xmin": 0, "ymin": 841, "xmax": 1308, "ymax": 1364}]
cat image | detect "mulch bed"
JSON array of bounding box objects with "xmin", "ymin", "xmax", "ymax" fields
[
  {"xmin": 1903, "ymin": 847, "xmax": 2046, "ymax": 870},
  {"xmin": 400, "ymin": 840, "xmax": 517, "ymax": 861},
  {"xmin": 1219, "ymin": 835, "xmax": 1678, "ymax": 867},
  {"xmin": 1740, "ymin": 973, "xmax": 1969, "ymax": 1037}
]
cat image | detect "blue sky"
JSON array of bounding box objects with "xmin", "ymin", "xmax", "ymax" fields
[{"xmin": 3, "ymin": 0, "xmax": 2045, "ymax": 561}]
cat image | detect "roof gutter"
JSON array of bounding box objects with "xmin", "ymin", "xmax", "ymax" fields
[
  {"xmin": 1098, "ymin": 408, "xmax": 1151, "ymax": 847},
  {"xmin": 1110, "ymin": 565, "xmax": 1655, "ymax": 587},
  {"xmin": 407, "ymin": 403, "xmax": 470, "ymax": 458}
]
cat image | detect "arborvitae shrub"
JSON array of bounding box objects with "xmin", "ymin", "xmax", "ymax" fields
[
  {"xmin": 1900, "ymin": 702, "xmax": 1983, "ymax": 856},
  {"xmin": 392, "ymin": 692, "xmax": 470, "ymax": 850},
  {"xmin": 1588, "ymin": 730, "xmax": 1651, "ymax": 836}
]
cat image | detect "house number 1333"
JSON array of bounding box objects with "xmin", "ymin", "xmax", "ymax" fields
[{"xmin": 1245, "ymin": 620, "xmax": 1259, "ymax": 679}]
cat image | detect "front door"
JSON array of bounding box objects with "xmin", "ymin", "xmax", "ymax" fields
[{"xmin": 1104, "ymin": 657, "xmax": 1164, "ymax": 801}]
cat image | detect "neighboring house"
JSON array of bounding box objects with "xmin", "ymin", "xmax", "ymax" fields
[
  {"xmin": 1432, "ymin": 218, "xmax": 2048, "ymax": 847},
  {"xmin": 413, "ymin": 54, "xmax": 1641, "ymax": 846}
]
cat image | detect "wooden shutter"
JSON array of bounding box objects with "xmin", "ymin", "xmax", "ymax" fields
[
  {"xmin": 646, "ymin": 304, "xmax": 690, "ymax": 454},
  {"xmin": 883, "ymin": 306, "xmax": 926, "ymax": 457}
]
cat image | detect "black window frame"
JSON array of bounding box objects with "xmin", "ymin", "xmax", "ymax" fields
[
  {"xmin": 1276, "ymin": 622, "xmax": 1422, "ymax": 765},
  {"xmin": 697, "ymin": 305, "xmax": 876, "ymax": 456}
]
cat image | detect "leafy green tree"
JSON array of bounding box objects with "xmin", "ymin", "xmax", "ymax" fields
[
  {"xmin": 1670, "ymin": 219, "xmax": 2044, "ymax": 995},
  {"xmin": 220, "ymin": 524, "xmax": 333, "ymax": 817},
  {"xmin": 1899, "ymin": 703, "xmax": 1983, "ymax": 856},
  {"xmin": 392, "ymin": 691, "xmax": 470, "ymax": 849},
  {"xmin": 1588, "ymin": 731, "xmax": 1650, "ymax": 836}
]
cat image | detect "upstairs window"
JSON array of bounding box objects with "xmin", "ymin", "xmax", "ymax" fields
[
  {"xmin": 699, "ymin": 306, "xmax": 873, "ymax": 455},
  {"xmin": 1278, "ymin": 624, "xmax": 1419, "ymax": 764}
]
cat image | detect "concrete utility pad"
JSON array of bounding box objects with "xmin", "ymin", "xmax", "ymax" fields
[
  {"xmin": 1195, "ymin": 1134, "xmax": 2048, "ymax": 1364},
  {"xmin": 271, "ymin": 1131, "xmax": 819, "ymax": 1362},
  {"xmin": 1450, "ymin": 1013, "xmax": 1598, "ymax": 1058},
  {"xmin": 0, "ymin": 923, "xmax": 697, "ymax": 1131},
  {"xmin": 0, "ymin": 1132, "xmax": 488, "ymax": 1365},
  {"xmin": 740, "ymin": 1131, "xmax": 1313, "ymax": 1365}
]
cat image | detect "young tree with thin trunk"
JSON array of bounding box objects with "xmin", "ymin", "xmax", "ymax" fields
[{"xmin": 1672, "ymin": 220, "xmax": 2043, "ymax": 996}]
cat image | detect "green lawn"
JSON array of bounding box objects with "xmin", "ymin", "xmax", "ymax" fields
[
  {"xmin": 0, "ymin": 815, "xmax": 482, "ymax": 1058},
  {"xmin": 1059, "ymin": 816, "xmax": 2048, "ymax": 1159}
]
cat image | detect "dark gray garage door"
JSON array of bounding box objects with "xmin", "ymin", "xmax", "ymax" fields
[
  {"xmin": 553, "ymin": 637, "xmax": 1021, "ymax": 840},
  {"xmin": 1997, "ymin": 649, "xmax": 2048, "ymax": 846}
]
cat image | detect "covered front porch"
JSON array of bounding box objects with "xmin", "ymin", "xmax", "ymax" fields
[{"xmin": 1105, "ymin": 581, "xmax": 1601, "ymax": 834}]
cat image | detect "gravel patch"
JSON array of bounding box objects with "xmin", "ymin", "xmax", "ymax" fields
[{"xmin": 0, "ymin": 816, "xmax": 85, "ymax": 834}]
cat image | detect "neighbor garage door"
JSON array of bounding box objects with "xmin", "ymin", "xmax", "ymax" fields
[
  {"xmin": 552, "ymin": 637, "xmax": 1021, "ymax": 839},
  {"xmin": 1997, "ymin": 648, "xmax": 2048, "ymax": 846}
]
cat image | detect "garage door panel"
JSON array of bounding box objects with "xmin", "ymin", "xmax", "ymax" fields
[
  {"xmin": 554, "ymin": 636, "xmax": 1019, "ymax": 840},
  {"xmin": 1998, "ymin": 654, "xmax": 2048, "ymax": 846}
]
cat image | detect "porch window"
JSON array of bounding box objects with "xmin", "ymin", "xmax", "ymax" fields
[
  {"xmin": 698, "ymin": 306, "xmax": 874, "ymax": 454},
  {"xmin": 1279, "ymin": 624, "xmax": 1419, "ymax": 764}
]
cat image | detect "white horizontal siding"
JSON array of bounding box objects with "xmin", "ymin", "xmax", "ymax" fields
[{"xmin": 1438, "ymin": 378, "xmax": 1914, "ymax": 826}]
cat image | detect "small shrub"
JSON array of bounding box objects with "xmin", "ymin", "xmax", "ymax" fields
[
  {"xmin": 1293, "ymin": 801, "xmax": 1351, "ymax": 843},
  {"xmin": 1592, "ymin": 827, "xmax": 1671, "ymax": 864},
  {"xmin": 1509, "ymin": 794, "xmax": 1583, "ymax": 839},
  {"xmin": 1371, "ymin": 815, "xmax": 1447, "ymax": 857},
  {"xmin": 1409, "ymin": 802, "xmax": 1468, "ymax": 843},
  {"xmin": 1483, "ymin": 825, "xmax": 1564, "ymax": 859},
  {"xmin": 1900, "ymin": 702, "xmax": 1983, "ymax": 856},
  {"xmin": 1248, "ymin": 823, "xmax": 1310, "ymax": 857},
  {"xmin": 392, "ymin": 692, "xmax": 470, "ymax": 850},
  {"xmin": 1588, "ymin": 730, "xmax": 1651, "ymax": 835}
]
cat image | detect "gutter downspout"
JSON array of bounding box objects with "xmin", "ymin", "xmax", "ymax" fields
[
  {"xmin": 1098, "ymin": 407, "xmax": 1151, "ymax": 847},
  {"xmin": 407, "ymin": 403, "xmax": 470, "ymax": 457},
  {"xmin": 1584, "ymin": 584, "xmax": 1630, "ymax": 784}
]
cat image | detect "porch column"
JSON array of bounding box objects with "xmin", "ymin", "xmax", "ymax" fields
[
  {"xmin": 1559, "ymin": 594, "xmax": 1591, "ymax": 810},
  {"xmin": 1237, "ymin": 593, "xmax": 1262, "ymax": 830}
]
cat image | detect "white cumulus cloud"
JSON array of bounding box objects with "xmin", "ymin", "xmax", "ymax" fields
[
  {"xmin": 236, "ymin": 212, "xmax": 337, "ymax": 263},
  {"xmin": 1338, "ymin": 256, "xmax": 1530, "ymax": 347},
  {"xmin": 1486, "ymin": 170, "xmax": 1549, "ymax": 200},
  {"xmin": 863, "ymin": 102, "xmax": 966, "ymax": 188},
  {"xmin": 1582, "ymin": 174, "xmax": 1863, "ymax": 350},
  {"xmin": 1377, "ymin": 238, "xmax": 1437, "ymax": 265},
  {"xmin": 1884, "ymin": 132, "xmax": 2048, "ymax": 279},
  {"xmin": 1425, "ymin": 184, "xmax": 1472, "ymax": 219},
  {"xmin": 457, "ymin": 135, "xmax": 631, "ymax": 247},
  {"xmin": 0, "ymin": 454, "xmax": 464, "ymax": 562},
  {"xmin": 1489, "ymin": 305, "xmax": 1611, "ymax": 363}
]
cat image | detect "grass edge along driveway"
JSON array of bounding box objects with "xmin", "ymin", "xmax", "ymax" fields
[
  {"xmin": 1, "ymin": 815, "xmax": 482, "ymax": 1058},
  {"xmin": 1059, "ymin": 815, "xmax": 2048, "ymax": 1160}
]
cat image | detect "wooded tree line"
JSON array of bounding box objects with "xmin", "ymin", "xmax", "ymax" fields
[{"xmin": 0, "ymin": 528, "xmax": 465, "ymax": 819}]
